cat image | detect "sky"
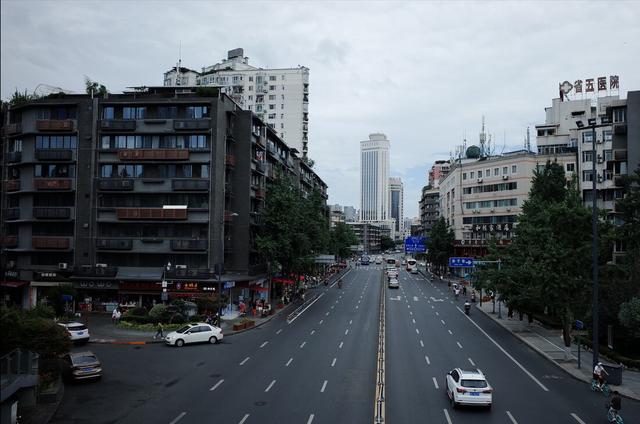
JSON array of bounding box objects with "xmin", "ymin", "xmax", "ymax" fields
[{"xmin": 2, "ymin": 0, "xmax": 639, "ymax": 218}]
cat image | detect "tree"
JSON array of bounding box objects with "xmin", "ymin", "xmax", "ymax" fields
[
  {"xmin": 425, "ymin": 217, "xmax": 454, "ymax": 275},
  {"xmin": 329, "ymin": 222, "xmax": 358, "ymax": 259},
  {"xmin": 84, "ymin": 76, "xmax": 108, "ymax": 96},
  {"xmin": 0, "ymin": 307, "xmax": 71, "ymax": 358},
  {"xmin": 46, "ymin": 284, "xmax": 78, "ymax": 317},
  {"xmin": 618, "ymin": 297, "xmax": 640, "ymax": 337},
  {"xmin": 380, "ymin": 236, "xmax": 395, "ymax": 251}
]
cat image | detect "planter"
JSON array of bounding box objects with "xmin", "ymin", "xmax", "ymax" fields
[
  {"xmin": 244, "ymin": 320, "xmax": 255, "ymax": 328},
  {"xmin": 232, "ymin": 323, "xmax": 246, "ymax": 331}
]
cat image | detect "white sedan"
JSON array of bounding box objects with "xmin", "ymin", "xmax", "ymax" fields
[
  {"xmin": 445, "ymin": 368, "xmax": 493, "ymax": 409},
  {"xmin": 58, "ymin": 322, "xmax": 90, "ymax": 344},
  {"xmin": 388, "ymin": 278, "xmax": 400, "ymax": 289},
  {"xmin": 165, "ymin": 323, "xmax": 223, "ymax": 347}
]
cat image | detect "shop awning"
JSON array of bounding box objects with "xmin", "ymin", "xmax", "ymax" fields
[{"xmin": 1, "ymin": 281, "xmax": 28, "ymax": 288}]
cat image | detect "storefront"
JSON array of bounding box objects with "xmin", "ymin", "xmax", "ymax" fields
[
  {"xmin": 118, "ymin": 281, "xmax": 162, "ymax": 309},
  {"xmin": 74, "ymin": 281, "xmax": 119, "ymax": 313},
  {"xmin": 0, "ymin": 279, "xmax": 29, "ymax": 309}
]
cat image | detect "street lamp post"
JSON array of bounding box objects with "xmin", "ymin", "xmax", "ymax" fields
[{"xmin": 575, "ymin": 117, "xmax": 609, "ymax": 368}]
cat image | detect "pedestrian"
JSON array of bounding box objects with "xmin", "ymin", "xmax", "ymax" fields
[
  {"xmin": 115, "ymin": 308, "xmax": 121, "ymax": 324},
  {"xmin": 154, "ymin": 322, "xmax": 164, "ymax": 340},
  {"xmin": 111, "ymin": 307, "xmax": 119, "ymax": 325}
]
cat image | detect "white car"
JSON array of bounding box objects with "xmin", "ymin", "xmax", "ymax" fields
[
  {"xmin": 445, "ymin": 368, "xmax": 492, "ymax": 409},
  {"xmin": 58, "ymin": 322, "xmax": 90, "ymax": 344},
  {"xmin": 165, "ymin": 323, "xmax": 223, "ymax": 347},
  {"xmin": 388, "ymin": 278, "xmax": 399, "ymax": 289},
  {"xmin": 387, "ymin": 270, "xmax": 399, "ymax": 279}
]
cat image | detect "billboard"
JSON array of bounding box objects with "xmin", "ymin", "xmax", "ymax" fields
[{"xmin": 404, "ymin": 236, "xmax": 426, "ymax": 253}]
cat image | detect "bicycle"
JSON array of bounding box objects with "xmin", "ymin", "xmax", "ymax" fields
[
  {"xmin": 591, "ymin": 378, "xmax": 611, "ymax": 396},
  {"xmin": 606, "ymin": 405, "xmax": 624, "ymax": 424}
]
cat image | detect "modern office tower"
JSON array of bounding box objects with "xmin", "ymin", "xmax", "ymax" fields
[
  {"xmin": 388, "ymin": 177, "xmax": 403, "ymax": 238},
  {"xmin": 343, "ymin": 206, "xmax": 357, "ymax": 222},
  {"xmin": 163, "ymin": 48, "xmax": 310, "ymax": 156},
  {"xmin": 359, "ymin": 133, "xmax": 390, "ymax": 224}
]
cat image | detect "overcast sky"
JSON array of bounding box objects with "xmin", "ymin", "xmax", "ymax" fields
[{"xmin": 2, "ymin": 0, "xmax": 639, "ymax": 218}]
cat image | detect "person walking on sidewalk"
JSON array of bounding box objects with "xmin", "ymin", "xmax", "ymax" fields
[
  {"xmin": 112, "ymin": 307, "xmax": 119, "ymax": 325},
  {"xmin": 154, "ymin": 322, "xmax": 164, "ymax": 340}
]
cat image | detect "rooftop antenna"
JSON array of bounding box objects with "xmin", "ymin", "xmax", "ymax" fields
[
  {"xmin": 525, "ymin": 126, "xmax": 531, "ymax": 152},
  {"xmin": 479, "ymin": 115, "xmax": 487, "ymax": 157},
  {"xmin": 175, "ymin": 41, "xmax": 182, "ymax": 86}
]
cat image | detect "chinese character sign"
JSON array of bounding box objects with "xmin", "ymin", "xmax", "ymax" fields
[
  {"xmin": 559, "ymin": 76, "xmax": 620, "ymax": 99},
  {"xmin": 449, "ymin": 257, "xmax": 475, "ymax": 267}
]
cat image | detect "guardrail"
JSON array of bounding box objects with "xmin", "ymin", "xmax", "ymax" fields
[
  {"xmin": 374, "ymin": 271, "xmax": 386, "ymax": 423},
  {"xmin": 1, "ymin": 349, "xmax": 39, "ymax": 403}
]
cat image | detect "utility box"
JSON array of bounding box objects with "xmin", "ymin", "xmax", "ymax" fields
[{"xmin": 603, "ymin": 363, "xmax": 623, "ymax": 386}]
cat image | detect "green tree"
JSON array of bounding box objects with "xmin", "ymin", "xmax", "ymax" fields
[
  {"xmin": 84, "ymin": 76, "xmax": 108, "ymax": 96},
  {"xmin": 425, "ymin": 217, "xmax": 454, "ymax": 275},
  {"xmin": 329, "ymin": 222, "xmax": 358, "ymax": 259},
  {"xmin": 380, "ymin": 236, "xmax": 395, "ymax": 251},
  {"xmin": 46, "ymin": 284, "xmax": 78, "ymax": 317},
  {"xmin": 0, "ymin": 307, "xmax": 71, "ymax": 357},
  {"xmin": 618, "ymin": 297, "xmax": 640, "ymax": 337}
]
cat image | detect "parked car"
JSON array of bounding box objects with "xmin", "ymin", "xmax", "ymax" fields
[
  {"xmin": 388, "ymin": 278, "xmax": 400, "ymax": 289},
  {"xmin": 58, "ymin": 322, "xmax": 90, "ymax": 344},
  {"xmin": 62, "ymin": 351, "xmax": 102, "ymax": 381},
  {"xmin": 165, "ymin": 323, "xmax": 223, "ymax": 347},
  {"xmin": 445, "ymin": 368, "xmax": 492, "ymax": 409}
]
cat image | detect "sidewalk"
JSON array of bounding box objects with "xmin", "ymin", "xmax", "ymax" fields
[{"xmin": 474, "ymin": 298, "xmax": 640, "ymax": 400}]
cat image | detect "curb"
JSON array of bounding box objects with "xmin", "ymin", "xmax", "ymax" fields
[{"xmin": 474, "ymin": 304, "xmax": 640, "ymax": 401}]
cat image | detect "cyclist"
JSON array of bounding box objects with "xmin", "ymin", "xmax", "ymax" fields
[
  {"xmin": 608, "ymin": 390, "xmax": 622, "ymax": 423},
  {"xmin": 593, "ymin": 362, "xmax": 608, "ymax": 389}
]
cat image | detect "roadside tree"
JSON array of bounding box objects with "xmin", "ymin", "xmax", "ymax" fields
[{"xmin": 425, "ymin": 217, "xmax": 454, "ymax": 275}]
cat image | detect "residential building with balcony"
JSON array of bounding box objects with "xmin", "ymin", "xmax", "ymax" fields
[
  {"xmin": 163, "ymin": 48, "xmax": 310, "ymax": 157},
  {"xmin": 346, "ymin": 222, "xmax": 383, "ymax": 254},
  {"xmin": 419, "ymin": 185, "xmax": 440, "ymax": 237},
  {"xmin": 1, "ymin": 86, "xmax": 327, "ymax": 309}
]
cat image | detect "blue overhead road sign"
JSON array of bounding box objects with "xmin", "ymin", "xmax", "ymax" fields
[
  {"xmin": 404, "ymin": 236, "xmax": 427, "ymax": 253},
  {"xmin": 449, "ymin": 257, "xmax": 474, "ymax": 267}
]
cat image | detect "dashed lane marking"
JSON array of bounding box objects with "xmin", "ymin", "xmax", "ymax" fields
[
  {"xmin": 506, "ymin": 411, "xmax": 518, "ymax": 423},
  {"xmin": 169, "ymin": 412, "xmax": 187, "ymax": 424},
  {"xmin": 345, "ymin": 329, "xmax": 349, "ymax": 335},
  {"xmin": 260, "ymin": 341, "xmax": 268, "ymax": 348},
  {"xmin": 238, "ymin": 414, "xmax": 250, "ymax": 424},
  {"xmin": 307, "ymin": 414, "xmax": 315, "ymax": 424},
  {"xmin": 339, "ymin": 341, "xmax": 344, "ymax": 349},
  {"xmin": 209, "ymin": 379, "xmax": 224, "ymax": 391},
  {"xmin": 441, "ymin": 319, "xmax": 446, "ymax": 325},
  {"xmin": 310, "ymin": 330, "xmax": 315, "ymax": 335},
  {"xmin": 320, "ymin": 380, "xmax": 328, "ymax": 392},
  {"xmin": 448, "ymin": 330, "xmax": 453, "ymax": 335},
  {"xmin": 415, "ymin": 328, "xmax": 420, "ymax": 334},
  {"xmin": 331, "ymin": 357, "xmax": 337, "ymax": 367},
  {"xmin": 425, "ymin": 356, "xmax": 430, "ymax": 365},
  {"xmin": 265, "ymin": 379, "xmax": 276, "ymax": 392},
  {"xmin": 443, "ymin": 409, "xmax": 452, "ymax": 424},
  {"xmin": 570, "ymin": 413, "xmax": 586, "ymax": 424},
  {"xmin": 276, "ymin": 329, "xmax": 282, "ymax": 334},
  {"xmin": 432, "ymin": 377, "xmax": 439, "ymax": 389},
  {"xmin": 319, "ymin": 319, "xmax": 323, "ymax": 324},
  {"xmin": 412, "ymin": 318, "xmax": 416, "ymax": 324},
  {"xmin": 239, "ymin": 357, "xmax": 250, "ymax": 366},
  {"xmin": 285, "ymin": 358, "xmax": 293, "ymax": 367},
  {"xmin": 300, "ymin": 341, "xmax": 306, "ymax": 348},
  {"xmin": 420, "ymin": 340, "xmax": 424, "ymax": 347},
  {"xmin": 468, "ymin": 357, "xmax": 476, "ymax": 366}
]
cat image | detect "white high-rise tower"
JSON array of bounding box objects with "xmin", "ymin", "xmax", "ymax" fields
[{"xmin": 360, "ymin": 133, "xmax": 390, "ymax": 222}]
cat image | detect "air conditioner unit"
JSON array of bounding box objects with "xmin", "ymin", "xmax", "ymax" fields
[
  {"xmin": 175, "ymin": 264, "xmax": 187, "ymax": 269},
  {"xmin": 502, "ymin": 175, "xmax": 509, "ymax": 180},
  {"xmin": 58, "ymin": 262, "xmax": 68, "ymax": 270},
  {"xmin": 96, "ymin": 263, "xmax": 107, "ymax": 268},
  {"xmin": 596, "ymin": 139, "xmax": 603, "ymax": 144},
  {"xmin": 490, "ymin": 209, "xmax": 495, "ymax": 213},
  {"xmin": 597, "ymin": 175, "xmax": 603, "ymax": 183},
  {"xmin": 506, "ymin": 208, "xmax": 512, "ymax": 212},
  {"xmin": 477, "ymin": 178, "xmax": 483, "ymax": 183}
]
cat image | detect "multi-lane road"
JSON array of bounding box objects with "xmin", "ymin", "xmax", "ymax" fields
[{"xmin": 53, "ymin": 266, "xmax": 640, "ymax": 424}]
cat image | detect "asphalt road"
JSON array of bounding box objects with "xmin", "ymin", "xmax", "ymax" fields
[{"xmin": 52, "ymin": 264, "xmax": 640, "ymax": 424}]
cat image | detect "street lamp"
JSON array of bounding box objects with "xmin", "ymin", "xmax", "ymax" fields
[{"xmin": 575, "ymin": 118, "xmax": 609, "ymax": 368}]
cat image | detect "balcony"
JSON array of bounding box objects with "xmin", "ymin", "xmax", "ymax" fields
[
  {"xmin": 74, "ymin": 265, "xmax": 118, "ymax": 277},
  {"xmin": 33, "ymin": 207, "xmax": 71, "ymax": 219},
  {"xmin": 613, "ymin": 150, "xmax": 628, "ymax": 161},
  {"xmin": 98, "ymin": 178, "xmax": 135, "ymax": 191},
  {"xmin": 36, "ymin": 149, "xmax": 73, "ymax": 161},
  {"xmin": 165, "ymin": 267, "xmax": 214, "ymax": 279},
  {"xmin": 174, "ymin": 119, "xmax": 211, "ymax": 130},
  {"xmin": 5, "ymin": 180, "xmax": 20, "ymax": 191},
  {"xmin": 7, "ymin": 151, "xmax": 22, "ymax": 163},
  {"xmin": 614, "ymin": 174, "xmax": 624, "ymax": 187},
  {"xmin": 249, "ymin": 213, "xmax": 262, "ymax": 226},
  {"xmin": 224, "ymin": 211, "xmax": 236, "ymax": 222},
  {"xmin": 4, "ymin": 123, "xmax": 22, "ymax": 135},
  {"xmin": 225, "ymin": 154, "xmax": 236, "ymax": 168},
  {"xmin": 613, "ymin": 123, "xmax": 627, "ymax": 135},
  {"xmin": 34, "ymin": 178, "xmax": 72, "ymax": 190},
  {"xmin": 101, "ymin": 120, "xmax": 137, "ymax": 131},
  {"xmin": 5, "ymin": 208, "xmax": 20, "ymax": 220},
  {"xmin": 96, "ymin": 239, "xmax": 133, "ymax": 250},
  {"xmin": 116, "ymin": 208, "xmax": 187, "ymax": 220},
  {"xmin": 32, "ymin": 236, "xmax": 71, "ymax": 249},
  {"xmin": 118, "ymin": 149, "xmax": 189, "ymax": 161},
  {"xmin": 170, "ymin": 239, "xmax": 207, "ymax": 251},
  {"xmin": 2, "ymin": 236, "xmax": 18, "ymax": 248},
  {"xmin": 255, "ymin": 189, "xmax": 265, "ymax": 199},
  {"xmin": 256, "ymin": 137, "xmax": 266, "ymax": 148},
  {"xmin": 172, "ymin": 179, "xmax": 209, "ymax": 191},
  {"xmin": 36, "ymin": 119, "xmax": 74, "ymax": 131}
]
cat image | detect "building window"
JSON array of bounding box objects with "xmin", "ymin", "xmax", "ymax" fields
[
  {"xmin": 249, "ymin": 76, "xmax": 253, "ymax": 82},
  {"xmin": 269, "ymin": 104, "xmax": 275, "ymax": 110},
  {"xmin": 269, "ymin": 95, "xmax": 276, "ymax": 100},
  {"xmin": 281, "ymin": 75, "xmax": 285, "ymax": 80},
  {"xmin": 281, "ymin": 114, "xmax": 284, "ymax": 119},
  {"xmin": 470, "ymin": 171, "xmax": 475, "ymax": 179},
  {"xmin": 36, "ymin": 135, "xmax": 77, "ymax": 149},
  {"xmin": 477, "ymin": 170, "xmax": 482, "ymax": 178},
  {"xmin": 582, "ymin": 151, "xmax": 593, "ymax": 162},
  {"xmin": 187, "ymin": 106, "xmax": 209, "ymax": 119},
  {"xmin": 511, "ymin": 165, "xmax": 517, "ymax": 173},
  {"xmin": 249, "ymin": 86, "xmax": 253, "ymax": 91},
  {"xmin": 566, "ymin": 163, "xmax": 575, "ymax": 172},
  {"xmin": 35, "ymin": 164, "xmax": 75, "ymax": 178},
  {"xmin": 281, "ymin": 95, "xmax": 285, "ymax": 100},
  {"xmin": 502, "ymin": 167, "xmax": 508, "ymax": 174},
  {"xmin": 269, "ymin": 76, "xmax": 276, "ymax": 81},
  {"xmin": 268, "ymin": 113, "xmax": 276, "ymax": 119},
  {"xmin": 123, "ymin": 107, "xmax": 146, "ymax": 120},
  {"xmin": 462, "ymin": 173, "xmax": 467, "ymax": 180},
  {"xmin": 583, "ymin": 170, "xmax": 594, "ymax": 182},
  {"xmin": 582, "ymin": 132, "xmax": 594, "ymax": 143},
  {"xmin": 280, "ymin": 123, "xmax": 284, "ymax": 129},
  {"xmin": 603, "ymin": 130, "xmax": 612, "ymax": 141},
  {"xmin": 281, "ymin": 104, "xmax": 284, "ymax": 109},
  {"xmin": 604, "ymin": 150, "xmax": 613, "ymax": 161},
  {"xmin": 494, "ymin": 168, "xmax": 499, "ymax": 176},
  {"xmin": 613, "ymin": 108, "xmax": 626, "ymax": 123},
  {"xmin": 102, "ymin": 107, "xmax": 115, "ymax": 120}
]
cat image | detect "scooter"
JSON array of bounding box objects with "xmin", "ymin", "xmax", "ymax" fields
[{"xmin": 464, "ymin": 302, "xmax": 471, "ymax": 315}]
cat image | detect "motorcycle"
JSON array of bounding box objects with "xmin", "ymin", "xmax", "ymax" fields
[{"xmin": 464, "ymin": 302, "xmax": 471, "ymax": 315}]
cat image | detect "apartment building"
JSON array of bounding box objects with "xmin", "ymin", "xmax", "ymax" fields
[
  {"xmin": 347, "ymin": 222, "xmax": 384, "ymax": 254},
  {"xmin": 418, "ymin": 186, "xmax": 439, "ymax": 237},
  {"xmin": 438, "ymin": 150, "xmax": 575, "ymax": 258},
  {"xmin": 163, "ymin": 49, "xmax": 310, "ymax": 156},
  {"xmin": 428, "ymin": 160, "xmax": 451, "ymax": 188},
  {"xmin": 1, "ymin": 87, "xmax": 327, "ymax": 309}
]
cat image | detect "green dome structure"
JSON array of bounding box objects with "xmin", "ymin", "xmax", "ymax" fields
[{"xmin": 466, "ymin": 145, "xmax": 481, "ymax": 159}]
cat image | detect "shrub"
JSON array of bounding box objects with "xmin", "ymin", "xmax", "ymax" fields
[
  {"xmin": 148, "ymin": 304, "xmax": 169, "ymax": 322},
  {"xmin": 169, "ymin": 313, "xmax": 185, "ymax": 324},
  {"xmin": 128, "ymin": 307, "xmax": 148, "ymax": 316},
  {"xmin": 122, "ymin": 315, "xmax": 151, "ymax": 324}
]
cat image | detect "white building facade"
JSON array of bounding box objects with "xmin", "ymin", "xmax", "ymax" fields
[
  {"xmin": 163, "ymin": 48, "xmax": 310, "ymax": 156},
  {"xmin": 360, "ymin": 133, "xmax": 391, "ymax": 226},
  {"xmin": 389, "ymin": 177, "xmax": 404, "ymax": 239}
]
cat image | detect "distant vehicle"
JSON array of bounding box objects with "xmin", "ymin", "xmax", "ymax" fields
[
  {"xmin": 165, "ymin": 323, "xmax": 223, "ymax": 347},
  {"xmin": 388, "ymin": 278, "xmax": 399, "ymax": 289},
  {"xmin": 375, "ymin": 257, "xmax": 382, "ymax": 264},
  {"xmin": 360, "ymin": 256, "xmax": 370, "ymax": 265},
  {"xmin": 385, "ymin": 258, "xmax": 397, "ymax": 270},
  {"xmin": 58, "ymin": 322, "xmax": 90, "ymax": 344},
  {"xmin": 445, "ymin": 368, "xmax": 492, "ymax": 409},
  {"xmin": 406, "ymin": 258, "xmax": 418, "ymax": 273},
  {"xmin": 62, "ymin": 351, "xmax": 102, "ymax": 381},
  {"xmin": 387, "ymin": 269, "xmax": 399, "ymax": 280}
]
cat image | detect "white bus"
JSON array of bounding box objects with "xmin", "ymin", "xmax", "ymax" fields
[{"xmin": 406, "ymin": 258, "xmax": 418, "ymax": 273}]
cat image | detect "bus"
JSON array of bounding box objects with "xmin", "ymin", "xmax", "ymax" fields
[
  {"xmin": 406, "ymin": 258, "xmax": 418, "ymax": 273},
  {"xmin": 385, "ymin": 257, "xmax": 397, "ymax": 271}
]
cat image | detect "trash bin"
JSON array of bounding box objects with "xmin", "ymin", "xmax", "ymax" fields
[{"xmin": 603, "ymin": 363, "xmax": 623, "ymax": 386}]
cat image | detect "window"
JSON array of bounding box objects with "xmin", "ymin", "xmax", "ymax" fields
[
  {"xmin": 10, "ymin": 139, "xmax": 22, "ymax": 152},
  {"xmin": 248, "ymin": 86, "xmax": 253, "ymax": 91},
  {"xmin": 494, "ymin": 168, "xmax": 499, "ymax": 176},
  {"xmin": 281, "ymin": 95, "xmax": 285, "ymax": 100},
  {"xmin": 462, "ymin": 173, "xmax": 467, "ymax": 180},
  {"xmin": 470, "ymin": 171, "xmax": 475, "ymax": 179},
  {"xmin": 269, "ymin": 75, "xmax": 276, "ymax": 81},
  {"xmin": 566, "ymin": 163, "xmax": 575, "ymax": 172},
  {"xmin": 102, "ymin": 107, "xmax": 115, "ymax": 120},
  {"xmin": 269, "ymin": 95, "xmax": 276, "ymax": 100},
  {"xmin": 37, "ymin": 107, "xmax": 76, "ymax": 120},
  {"xmin": 503, "ymin": 166, "xmax": 508, "ymax": 174},
  {"xmin": 269, "ymin": 104, "xmax": 275, "ymax": 110},
  {"xmin": 187, "ymin": 135, "xmax": 208, "ymax": 149},
  {"xmin": 281, "ymin": 104, "xmax": 284, "ymax": 109},
  {"xmin": 511, "ymin": 165, "xmax": 517, "ymax": 173},
  {"xmin": 249, "ymin": 76, "xmax": 253, "ymax": 82},
  {"xmin": 604, "ymin": 150, "xmax": 613, "ymax": 161},
  {"xmin": 269, "ymin": 85, "xmax": 276, "ymax": 90},
  {"xmin": 603, "ymin": 130, "xmax": 612, "ymax": 141},
  {"xmin": 613, "ymin": 108, "xmax": 626, "ymax": 123},
  {"xmin": 186, "ymin": 106, "xmax": 209, "ymax": 119},
  {"xmin": 157, "ymin": 106, "xmax": 177, "ymax": 119},
  {"xmin": 36, "ymin": 136, "xmax": 77, "ymax": 149},
  {"xmin": 123, "ymin": 107, "xmax": 146, "ymax": 120},
  {"xmin": 248, "ymin": 95, "xmax": 253, "ymax": 101},
  {"xmin": 477, "ymin": 170, "xmax": 482, "ymax": 178},
  {"xmin": 583, "ymin": 170, "xmax": 594, "ymax": 182},
  {"xmin": 486, "ymin": 169, "xmax": 490, "ymax": 177},
  {"xmin": 582, "ymin": 151, "xmax": 593, "ymax": 162},
  {"xmin": 35, "ymin": 164, "xmax": 75, "ymax": 178},
  {"xmin": 268, "ymin": 113, "xmax": 276, "ymax": 119},
  {"xmin": 582, "ymin": 132, "xmax": 594, "ymax": 143}
]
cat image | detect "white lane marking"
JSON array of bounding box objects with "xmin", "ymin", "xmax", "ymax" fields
[
  {"xmin": 432, "ymin": 377, "xmax": 439, "ymax": 389},
  {"xmin": 238, "ymin": 414, "xmax": 250, "ymax": 424},
  {"xmin": 356, "ymin": 305, "xmax": 359, "ymax": 309},
  {"xmin": 310, "ymin": 330, "xmax": 315, "ymax": 335},
  {"xmin": 169, "ymin": 412, "xmax": 187, "ymax": 424},
  {"xmin": 349, "ymin": 319, "xmax": 353, "ymax": 325},
  {"xmin": 441, "ymin": 319, "xmax": 445, "ymax": 325},
  {"xmin": 319, "ymin": 319, "xmax": 323, "ymax": 324},
  {"xmin": 300, "ymin": 341, "xmax": 306, "ymax": 348},
  {"xmin": 239, "ymin": 357, "xmax": 250, "ymax": 366},
  {"xmin": 331, "ymin": 357, "xmax": 337, "ymax": 367},
  {"xmin": 506, "ymin": 410, "xmax": 518, "ymax": 423},
  {"xmin": 435, "ymin": 311, "xmax": 439, "ymax": 316},
  {"xmin": 443, "ymin": 409, "xmax": 452, "ymax": 424},
  {"xmin": 448, "ymin": 330, "xmax": 453, "ymax": 335},
  {"xmin": 209, "ymin": 379, "xmax": 224, "ymax": 391},
  {"xmin": 345, "ymin": 329, "xmax": 349, "ymax": 335},
  {"xmin": 425, "ymin": 355, "xmax": 430, "ymax": 365},
  {"xmin": 276, "ymin": 329, "xmax": 282, "ymax": 334},
  {"xmin": 412, "ymin": 318, "xmax": 416, "ymax": 324},
  {"xmin": 265, "ymin": 379, "xmax": 276, "ymax": 392},
  {"xmin": 307, "ymin": 414, "xmax": 315, "ymax": 424},
  {"xmin": 458, "ymin": 306, "xmax": 550, "ymax": 392},
  {"xmin": 431, "ymin": 305, "xmax": 435, "ymax": 309},
  {"xmin": 331, "ymin": 305, "xmax": 335, "ymax": 309},
  {"xmin": 420, "ymin": 340, "xmax": 424, "ymax": 347},
  {"xmin": 570, "ymin": 413, "xmax": 586, "ymax": 424},
  {"xmin": 320, "ymin": 380, "xmax": 328, "ymax": 392},
  {"xmin": 285, "ymin": 357, "xmax": 293, "ymax": 367},
  {"xmin": 415, "ymin": 328, "xmax": 420, "ymax": 334},
  {"xmin": 339, "ymin": 341, "xmax": 344, "ymax": 348},
  {"xmin": 287, "ymin": 293, "xmax": 325, "ymax": 324},
  {"xmin": 409, "ymin": 311, "xmax": 413, "ymax": 316},
  {"xmin": 326, "ymin": 312, "xmax": 330, "ymax": 316},
  {"xmin": 407, "ymin": 305, "xmax": 410, "ymax": 308},
  {"xmin": 413, "ymin": 296, "xmax": 419, "ymax": 301},
  {"xmin": 468, "ymin": 357, "xmax": 476, "ymax": 366},
  {"xmin": 260, "ymin": 341, "xmax": 268, "ymax": 348}
]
